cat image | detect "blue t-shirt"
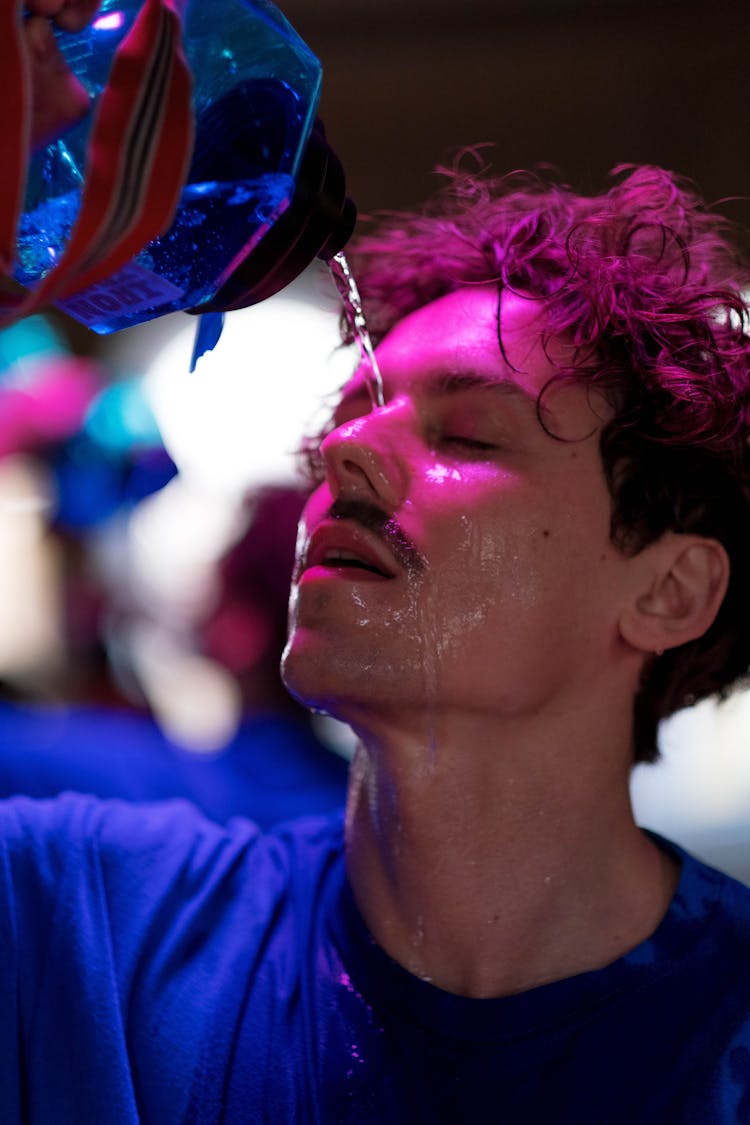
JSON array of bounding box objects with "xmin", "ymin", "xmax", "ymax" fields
[{"xmin": 1, "ymin": 792, "xmax": 749, "ymax": 1123}]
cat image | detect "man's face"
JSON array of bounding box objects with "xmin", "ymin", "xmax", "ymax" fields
[{"xmin": 282, "ymin": 285, "xmax": 637, "ymax": 734}]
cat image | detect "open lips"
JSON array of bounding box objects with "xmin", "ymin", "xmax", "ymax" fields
[{"xmin": 302, "ymin": 521, "xmax": 398, "ymax": 579}]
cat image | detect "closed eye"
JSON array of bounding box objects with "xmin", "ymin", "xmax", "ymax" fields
[{"xmin": 442, "ymin": 435, "xmax": 497, "ymax": 452}]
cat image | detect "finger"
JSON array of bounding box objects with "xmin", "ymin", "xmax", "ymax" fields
[
  {"xmin": 24, "ymin": 14, "xmax": 90, "ymax": 149},
  {"xmin": 54, "ymin": 0, "xmax": 102, "ymax": 32},
  {"xmin": 24, "ymin": 2, "xmax": 65, "ymax": 16}
]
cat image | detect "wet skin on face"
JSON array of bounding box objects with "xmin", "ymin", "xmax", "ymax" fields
[{"xmin": 281, "ymin": 285, "xmax": 635, "ymax": 738}]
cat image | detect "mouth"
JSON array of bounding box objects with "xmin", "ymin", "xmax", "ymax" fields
[
  {"xmin": 315, "ymin": 549, "xmax": 392, "ymax": 579},
  {"xmin": 300, "ymin": 522, "xmax": 398, "ymax": 582}
]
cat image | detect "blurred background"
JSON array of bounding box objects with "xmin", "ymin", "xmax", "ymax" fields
[
  {"xmin": 2, "ymin": 0, "xmax": 750, "ymax": 872},
  {"xmin": 288, "ymin": 0, "xmax": 750, "ymax": 245}
]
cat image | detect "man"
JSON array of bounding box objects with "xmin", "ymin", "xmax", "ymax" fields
[{"xmin": 2, "ymin": 162, "xmax": 750, "ymax": 1122}]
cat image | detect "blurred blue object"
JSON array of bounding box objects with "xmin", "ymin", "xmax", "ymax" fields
[
  {"xmin": 0, "ymin": 315, "xmax": 66, "ymax": 379},
  {"xmin": 83, "ymin": 377, "xmax": 163, "ymax": 453},
  {"xmin": 0, "ymin": 702, "xmax": 348, "ymax": 828},
  {"xmin": 190, "ymin": 313, "xmax": 225, "ymax": 372},
  {"xmin": 50, "ymin": 437, "xmax": 177, "ymax": 529}
]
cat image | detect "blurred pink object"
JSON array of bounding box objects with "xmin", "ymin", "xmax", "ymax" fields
[{"xmin": 0, "ymin": 355, "xmax": 103, "ymax": 457}]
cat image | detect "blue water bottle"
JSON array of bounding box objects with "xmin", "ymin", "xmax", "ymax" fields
[{"xmin": 13, "ymin": 0, "xmax": 355, "ymax": 335}]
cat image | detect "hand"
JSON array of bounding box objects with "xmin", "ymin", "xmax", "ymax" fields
[
  {"xmin": 23, "ymin": 2, "xmax": 102, "ymax": 149},
  {"xmin": 25, "ymin": 1, "xmax": 102, "ymax": 33}
]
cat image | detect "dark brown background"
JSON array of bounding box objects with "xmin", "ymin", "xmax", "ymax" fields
[{"xmin": 286, "ymin": 0, "xmax": 750, "ymax": 227}]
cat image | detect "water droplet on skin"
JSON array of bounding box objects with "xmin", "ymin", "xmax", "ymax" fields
[{"xmin": 426, "ymin": 461, "xmax": 463, "ymax": 485}]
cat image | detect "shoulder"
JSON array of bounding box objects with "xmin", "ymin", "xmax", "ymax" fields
[
  {"xmin": 0, "ymin": 788, "xmax": 344, "ymax": 845},
  {"xmin": 663, "ymin": 834, "xmax": 750, "ymax": 934},
  {"xmin": 0, "ymin": 791, "xmax": 345, "ymax": 930},
  {"xmin": 0, "ymin": 795, "xmax": 345, "ymax": 1121},
  {"xmin": 651, "ymin": 834, "xmax": 750, "ymax": 1010}
]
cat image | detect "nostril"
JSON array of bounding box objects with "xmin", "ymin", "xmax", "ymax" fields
[{"xmin": 342, "ymin": 458, "xmax": 369, "ymax": 480}]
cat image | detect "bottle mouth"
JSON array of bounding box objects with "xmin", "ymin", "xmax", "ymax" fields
[{"xmin": 187, "ymin": 118, "xmax": 356, "ymax": 314}]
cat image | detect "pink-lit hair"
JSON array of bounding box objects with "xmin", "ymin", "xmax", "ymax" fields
[{"xmin": 344, "ymin": 156, "xmax": 750, "ymax": 762}]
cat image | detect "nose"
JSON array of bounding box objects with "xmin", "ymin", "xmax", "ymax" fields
[{"xmin": 320, "ymin": 398, "xmax": 413, "ymax": 509}]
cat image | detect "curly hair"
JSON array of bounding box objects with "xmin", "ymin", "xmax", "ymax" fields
[{"xmin": 342, "ymin": 156, "xmax": 750, "ymax": 763}]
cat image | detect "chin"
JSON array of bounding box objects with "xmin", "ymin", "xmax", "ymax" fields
[
  {"xmin": 281, "ymin": 633, "xmax": 395, "ymax": 722},
  {"xmin": 280, "ymin": 634, "xmax": 337, "ymax": 712}
]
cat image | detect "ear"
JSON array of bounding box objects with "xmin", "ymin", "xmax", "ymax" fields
[{"xmin": 619, "ymin": 533, "xmax": 730, "ymax": 655}]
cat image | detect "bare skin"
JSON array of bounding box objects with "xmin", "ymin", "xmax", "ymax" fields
[
  {"xmin": 22, "ymin": 2, "xmax": 102, "ymax": 149},
  {"xmin": 283, "ymin": 286, "xmax": 728, "ymax": 998},
  {"xmin": 343, "ymin": 699, "xmax": 678, "ymax": 997}
]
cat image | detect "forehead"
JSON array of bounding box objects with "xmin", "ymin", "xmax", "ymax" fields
[{"xmin": 347, "ymin": 285, "xmax": 567, "ymax": 404}]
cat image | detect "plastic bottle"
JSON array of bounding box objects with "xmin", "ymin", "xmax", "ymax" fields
[{"xmin": 14, "ymin": 0, "xmax": 355, "ymax": 334}]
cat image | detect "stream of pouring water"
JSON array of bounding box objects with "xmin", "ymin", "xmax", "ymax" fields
[
  {"xmin": 329, "ymin": 252, "xmax": 442, "ymax": 768},
  {"xmin": 329, "ymin": 251, "xmax": 385, "ymax": 408}
]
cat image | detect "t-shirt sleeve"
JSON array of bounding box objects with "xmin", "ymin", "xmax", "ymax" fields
[{"xmin": 0, "ymin": 792, "xmax": 275, "ymax": 1124}]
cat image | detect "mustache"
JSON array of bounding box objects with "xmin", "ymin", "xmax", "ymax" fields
[{"xmin": 327, "ymin": 497, "xmax": 427, "ymax": 574}]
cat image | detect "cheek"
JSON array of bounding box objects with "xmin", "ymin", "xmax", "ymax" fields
[
  {"xmin": 420, "ymin": 486, "xmax": 583, "ymax": 647},
  {"xmin": 418, "ymin": 509, "xmax": 526, "ymax": 641}
]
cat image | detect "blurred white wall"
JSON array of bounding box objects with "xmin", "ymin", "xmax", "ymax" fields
[{"xmin": 632, "ymin": 694, "xmax": 750, "ymax": 886}]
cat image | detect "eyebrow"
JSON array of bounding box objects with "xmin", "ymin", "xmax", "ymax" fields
[
  {"xmin": 337, "ymin": 369, "xmax": 538, "ymax": 412},
  {"xmin": 426, "ymin": 370, "xmax": 537, "ymax": 404}
]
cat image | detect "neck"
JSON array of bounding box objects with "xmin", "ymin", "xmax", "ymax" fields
[{"xmin": 344, "ymin": 706, "xmax": 678, "ymax": 999}]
